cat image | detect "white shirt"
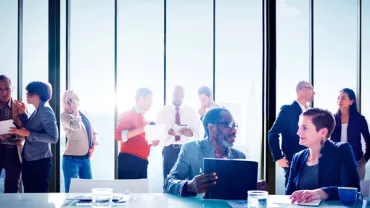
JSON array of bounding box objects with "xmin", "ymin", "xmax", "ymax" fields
[
  {"xmin": 297, "ymin": 101, "xmax": 307, "ymax": 112},
  {"xmin": 156, "ymin": 104, "xmax": 204, "ymax": 146},
  {"xmin": 341, "ymin": 123, "xmax": 348, "ymax": 143}
]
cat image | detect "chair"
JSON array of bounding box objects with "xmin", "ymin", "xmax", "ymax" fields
[
  {"xmin": 360, "ymin": 180, "xmax": 370, "ymax": 197},
  {"xmin": 69, "ymin": 178, "xmax": 149, "ymax": 193}
]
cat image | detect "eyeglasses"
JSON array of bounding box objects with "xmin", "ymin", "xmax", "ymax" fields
[
  {"xmin": 302, "ymin": 87, "xmax": 314, "ymax": 91},
  {"xmin": 0, "ymin": 87, "xmax": 11, "ymax": 93},
  {"xmin": 217, "ymin": 121, "xmax": 238, "ymax": 129}
]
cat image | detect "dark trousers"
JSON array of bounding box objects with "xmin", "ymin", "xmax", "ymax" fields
[
  {"xmin": 118, "ymin": 153, "xmax": 148, "ymax": 179},
  {"xmin": 0, "ymin": 144, "xmax": 22, "ymax": 193},
  {"xmin": 22, "ymin": 157, "xmax": 52, "ymax": 193},
  {"xmin": 284, "ymin": 167, "xmax": 290, "ymax": 187},
  {"xmin": 162, "ymin": 145, "xmax": 181, "ymax": 180}
]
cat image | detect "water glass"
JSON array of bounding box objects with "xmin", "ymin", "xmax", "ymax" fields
[
  {"xmin": 92, "ymin": 188, "xmax": 113, "ymax": 207},
  {"xmin": 248, "ymin": 190, "xmax": 268, "ymax": 208}
]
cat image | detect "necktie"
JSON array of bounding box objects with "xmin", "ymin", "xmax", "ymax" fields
[{"xmin": 175, "ymin": 107, "xmax": 181, "ymax": 141}]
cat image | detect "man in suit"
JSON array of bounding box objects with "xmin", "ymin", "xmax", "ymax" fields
[
  {"xmin": 268, "ymin": 81, "xmax": 315, "ymax": 186},
  {"xmin": 0, "ymin": 75, "xmax": 24, "ymax": 193},
  {"xmin": 164, "ymin": 107, "xmax": 267, "ymax": 196}
]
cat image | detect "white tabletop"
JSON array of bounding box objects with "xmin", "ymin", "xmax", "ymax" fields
[{"xmin": 0, "ymin": 193, "xmax": 367, "ymax": 207}]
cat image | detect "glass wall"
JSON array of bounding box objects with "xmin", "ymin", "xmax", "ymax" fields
[
  {"xmin": 117, "ymin": 0, "xmax": 164, "ymax": 192},
  {"xmin": 361, "ymin": 0, "xmax": 370, "ymax": 181},
  {"xmin": 60, "ymin": 0, "xmax": 115, "ymax": 192},
  {"xmin": 215, "ymin": 0, "xmax": 263, "ymax": 179},
  {"xmin": 166, "ymin": 0, "xmax": 213, "ymax": 109},
  {"xmin": 23, "ymin": 0, "xmax": 49, "ymax": 113},
  {"xmin": 0, "ymin": 0, "xmax": 18, "ymax": 193},
  {"xmin": 314, "ymin": 0, "xmax": 357, "ymax": 112},
  {"xmin": 275, "ymin": 0, "xmax": 309, "ymax": 194}
]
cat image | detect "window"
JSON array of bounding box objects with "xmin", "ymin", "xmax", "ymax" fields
[
  {"xmin": 275, "ymin": 0, "xmax": 309, "ymax": 194},
  {"xmin": 60, "ymin": 0, "xmax": 115, "ymax": 192},
  {"xmin": 23, "ymin": 0, "xmax": 49, "ymax": 113},
  {"xmin": 361, "ymin": 1, "xmax": 370, "ymax": 180},
  {"xmin": 215, "ymin": 0, "xmax": 263, "ymax": 179},
  {"xmin": 117, "ymin": 0, "xmax": 164, "ymax": 192},
  {"xmin": 166, "ymin": 0, "xmax": 213, "ymax": 110},
  {"xmin": 314, "ymin": 0, "xmax": 357, "ymax": 112}
]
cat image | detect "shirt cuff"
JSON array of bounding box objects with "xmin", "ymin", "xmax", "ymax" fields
[{"xmin": 122, "ymin": 130, "xmax": 128, "ymax": 142}]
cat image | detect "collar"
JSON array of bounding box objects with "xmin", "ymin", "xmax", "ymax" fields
[
  {"xmin": 36, "ymin": 101, "xmax": 47, "ymax": 110},
  {"xmin": 296, "ymin": 100, "xmax": 307, "ymax": 112},
  {"xmin": 0, "ymin": 99, "xmax": 12, "ymax": 108},
  {"xmin": 201, "ymin": 137, "xmax": 231, "ymax": 159},
  {"xmin": 172, "ymin": 103, "xmax": 183, "ymax": 110},
  {"xmin": 133, "ymin": 105, "xmax": 146, "ymax": 114}
]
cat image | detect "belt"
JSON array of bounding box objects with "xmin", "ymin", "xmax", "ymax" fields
[{"xmin": 169, "ymin": 144, "xmax": 182, "ymax": 149}]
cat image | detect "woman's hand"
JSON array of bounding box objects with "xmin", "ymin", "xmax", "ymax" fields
[
  {"xmin": 290, "ymin": 189, "xmax": 328, "ymax": 204},
  {"xmin": 9, "ymin": 127, "xmax": 30, "ymax": 137},
  {"xmin": 16, "ymin": 101, "xmax": 26, "ymax": 114}
]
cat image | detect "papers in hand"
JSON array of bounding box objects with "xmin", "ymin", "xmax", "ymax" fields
[
  {"xmin": 173, "ymin": 124, "xmax": 189, "ymax": 136},
  {"xmin": 0, "ymin": 119, "xmax": 16, "ymax": 135},
  {"xmin": 145, "ymin": 124, "xmax": 166, "ymax": 143},
  {"xmin": 269, "ymin": 195, "xmax": 322, "ymax": 207}
]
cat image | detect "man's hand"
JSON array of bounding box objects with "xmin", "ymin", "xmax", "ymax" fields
[
  {"xmin": 9, "ymin": 127, "xmax": 30, "ymax": 137},
  {"xmin": 179, "ymin": 128, "xmax": 193, "ymax": 137},
  {"xmin": 277, "ymin": 158, "xmax": 289, "ymax": 168},
  {"xmin": 0, "ymin": 134, "xmax": 12, "ymax": 140},
  {"xmin": 185, "ymin": 173, "xmax": 218, "ymax": 194},
  {"xmin": 151, "ymin": 140, "xmax": 160, "ymax": 147},
  {"xmin": 168, "ymin": 128, "xmax": 176, "ymax": 136},
  {"xmin": 290, "ymin": 189, "xmax": 327, "ymax": 204}
]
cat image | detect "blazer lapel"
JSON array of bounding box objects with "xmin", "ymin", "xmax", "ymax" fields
[
  {"xmin": 295, "ymin": 150, "xmax": 309, "ymax": 188},
  {"xmin": 200, "ymin": 139, "xmax": 216, "ymax": 158}
]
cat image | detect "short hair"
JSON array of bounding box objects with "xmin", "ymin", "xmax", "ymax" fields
[
  {"xmin": 203, "ymin": 107, "xmax": 228, "ymax": 137},
  {"xmin": 302, "ymin": 108, "xmax": 335, "ymax": 139},
  {"xmin": 198, "ymin": 86, "xmax": 212, "ymax": 97},
  {"xmin": 25, "ymin": 81, "xmax": 53, "ymax": 102},
  {"xmin": 0, "ymin": 75, "xmax": 12, "ymax": 86},
  {"xmin": 296, "ymin": 81, "xmax": 310, "ymax": 93},
  {"xmin": 62, "ymin": 90, "xmax": 80, "ymax": 113},
  {"xmin": 135, "ymin": 87, "xmax": 153, "ymax": 102}
]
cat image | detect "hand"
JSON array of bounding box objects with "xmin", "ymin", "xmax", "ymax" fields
[
  {"xmin": 277, "ymin": 158, "xmax": 289, "ymax": 168},
  {"xmin": 89, "ymin": 147, "xmax": 95, "ymax": 159},
  {"xmin": 179, "ymin": 128, "xmax": 193, "ymax": 137},
  {"xmin": 185, "ymin": 173, "xmax": 218, "ymax": 194},
  {"xmin": 151, "ymin": 140, "xmax": 160, "ymax": 146},
  {"xmin": 290, "ymin": 189, "xmax": 328, "ymax": 204},
  {"xmin": 168, "ymin": 128, "xmax": 176, "ymax": 136},
  {"xmin": 16, "ymin": 102, "xmax": 26, "ymax": 114},
  {"xmin": 9, "ymin": 127, "xmax": 30, "ymax": 137},
  {"xmin": 0, "ymin": 134, "xmax": 12, "ymax": 140},
  {"xmin": 144, "ymin": 120, "xmax": 152, "ymax": 126},
  {"xmin": 68, "ymin": 99, "xmax": 78, "ymax": 115},
  {"xmin": 257, "ymin": 180, "xmax": 268, "ymax": 191}
]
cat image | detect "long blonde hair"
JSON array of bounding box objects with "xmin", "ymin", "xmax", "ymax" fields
[{"xmin": 62, "ymin": 90, "xmax": 80, "ymax": 114}]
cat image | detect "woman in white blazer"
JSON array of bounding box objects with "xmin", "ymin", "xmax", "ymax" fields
[{"xmin": 61, "ymin": 90, "xmax": 99, "ymax": 192}]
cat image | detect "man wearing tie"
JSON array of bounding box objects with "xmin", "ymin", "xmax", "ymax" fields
[
  {"xmin": 268, "ymin": 81, "xmax": 315, "ymax": 186},
  {"xmin": 157, "ymin": 85, "xmax": 204, "ymax": 180}
]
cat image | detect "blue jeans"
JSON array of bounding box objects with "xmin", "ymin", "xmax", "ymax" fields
[{"xmin": 62, "ymin": 156, "xmax": 92, "ymax": 193}]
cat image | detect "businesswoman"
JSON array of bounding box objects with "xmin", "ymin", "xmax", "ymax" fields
[
  {"xmin": 61, "ymin": 90, "xmax": 99, "ymax": 192},
  {"xmin": 9, "ymin": 81, "xmax": 58, "ymax": 193},
  {"xmin": 330, "ymin": 88, "xmax": 370, "ymax": 180},
  {"xmin": 286, "ymin": 108, "xmax": 360, "ymax": 203}
]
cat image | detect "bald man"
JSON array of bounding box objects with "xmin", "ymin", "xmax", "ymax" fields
[
  {"xmin": 156, "ymin": 85, "xmax": 204, "ymax": 180},
  {"xmin": 268, "ymin": 81, "xmax": 315, "ymax": 186}
]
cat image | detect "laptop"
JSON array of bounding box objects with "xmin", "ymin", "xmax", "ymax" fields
[{"xmin": 203, "ymin": 158, "xmax": 258, "ymax": 200}]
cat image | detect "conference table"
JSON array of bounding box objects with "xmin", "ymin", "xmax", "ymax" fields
[{"xmin": 0, "ymin": 193, "xmax": 368, "ymax": 207}]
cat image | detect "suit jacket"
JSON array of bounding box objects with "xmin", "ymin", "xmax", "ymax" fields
[
  {"xmin": 331, "ymin": 111, "xmax": 370, "ymax": 161},
  {"xmin": 268, "ymin": 101, "xmax": 306, "ymax": 161},
  {"xmin": 286, "ymin": 141, "xmax": 360, "ymax": 200},
  {"xmin": 163, "ymin": 138, "xmax": 246, "ymax": 196},
  {"xmin": 61, "ymin": 112, "xmax": 99, "ymax": 156},
  {"xmin": 19, "ymin": 101, "xmax": 59, "ymax": 161},
  {"xmin": 10, "ymin": 99, "xmax": 25, "ymax": 163}
]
